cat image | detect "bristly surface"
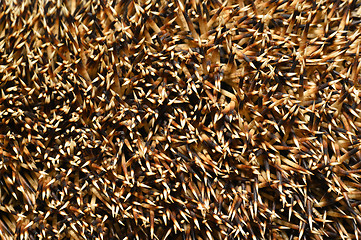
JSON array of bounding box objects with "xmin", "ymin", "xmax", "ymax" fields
[{"xmin": 1, "ymin": 0, "xmax": 361, "ymax": 239}]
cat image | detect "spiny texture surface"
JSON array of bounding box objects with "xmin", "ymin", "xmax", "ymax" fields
[{"xmin": 1, "ymin": 0, "xmax": 361, "ymax": 239}]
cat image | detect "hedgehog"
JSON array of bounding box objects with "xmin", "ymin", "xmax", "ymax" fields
[{"xmin": 1, "ymin": 0, "xmax": 361, "ymax": 239}]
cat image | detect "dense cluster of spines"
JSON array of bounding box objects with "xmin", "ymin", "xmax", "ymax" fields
[{"xmin": 1, "ymin": 0, "xmax": 361, "ymax": 239}]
